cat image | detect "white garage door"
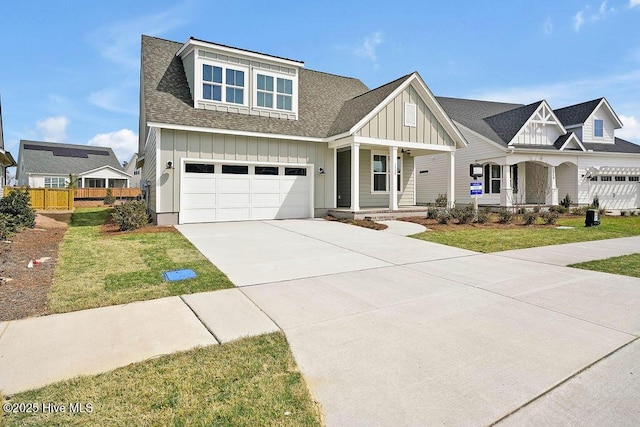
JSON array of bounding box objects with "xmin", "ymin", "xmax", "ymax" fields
[
  {"xmin": 589, "ymin": 176, "xmax": 639, "ymax": 210},
  {"xmin": 180, "ymin": 162, "xmax": 312, "ymax": 224}
]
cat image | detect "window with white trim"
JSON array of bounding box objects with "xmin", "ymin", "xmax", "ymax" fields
[
  {"xmin": 594, "ymin": 119, "xmax": 604, "ymax": 138},
  {"xmin": 44, "ymin": 177, "xmax": 67, "ymax": 188},
  {"xmin": 629, "ymin": 176, "xmax": 639, "ymax": 182},
  {"xmin": 371, "ymin": 153, "xmax": 402, "ymax": 193},
  {"xmin": 615, "ymin": 176, "xmax": 626, "ymax": 182},
  {"xmin": 255, "ymin": 73, "xmax": 293, "ymax": 111},
  {"xmin": 484, "ymin": 164, "xmax": 501, "ymax": 194},
  {"xmin": 202, "ymin": 63, "xmax": 245, "ymax": 104},
  {"xmin": 600, "ymin": 176, "xmax": 612, "ymax": 182}
]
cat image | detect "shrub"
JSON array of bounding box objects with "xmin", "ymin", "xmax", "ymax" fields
[
  {"xmin": 435, "ymin": 208, "xmax": 452, "ymax": 225},
  {"xmin": 591, "ymin": 196, "xmax": 600, "ymax": 208},
  {"xmin": 104, "ymin": 188, "xmax": 116, "ymax": 205},
  {"xmin": 621, "ymin": 210, "xmax": 628, "ymax": 217},
  {"xmin": 426, "ymin": 207, "xmax": 437, "ymax": 219},
  {"xmin": 549, "ymin": 205, "xmax": 568, "ymax": 214},
  {"xmin": 435, "ymin": 194, "xmax": 448, "ymax": 208},
  {"xmin": 476, "ymin": 207, "xmax": 490, "ymax": 224},
  {"xmin": 451, "ymin": 205, "xmax": 475, "ymax": 224},
  {"xmin": 522, "ymin": 211, "xmax": 538, "ymax": 225},
  {"xmin": 112, "ymin": 200, "xmax": 149, "ymax": 231},
  {"xmin": 0, "ymin": 188, "xmax": 36, "ymax": 237},
  {"xmin": 532, "ymin": 205, "xmax": 541, "ymax": 214},
  {"xmin": 560, "ymin": 194, "xmax": 572, "ymax": 208},
  {"xmin": 571, "ymin": 206, "xmax": 588, "ymax": 216},
  {"xmin": 498, "ymin": 208, "xmax": 513, "ymax": 224},
  {"xmin": 542, "ymin": 210, "xmax": 559, "ymax": 225},
  {"xmin": 0, "ymin": 213, "xmax": 14, "ymax": 240}
]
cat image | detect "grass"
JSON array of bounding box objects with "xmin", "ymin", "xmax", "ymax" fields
[
  {"xmin": 48, "ymin": 208, "xmax": 234, "ymax": 313},
  {"xmin": 570, "ymin": 253, "xmax": 640, "ymax": 278},
  {"xmin": 411, "ymin": 215, "xmax": 640, "ymax": 253},
  {"xmin": 1, "ymin": 333, "xmax": 322, "ymax": 427}
]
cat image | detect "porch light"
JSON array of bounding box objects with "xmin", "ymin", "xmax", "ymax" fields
[{"xmin": 470, "ymin": 163, "xmax": 483, "ymax": 178}]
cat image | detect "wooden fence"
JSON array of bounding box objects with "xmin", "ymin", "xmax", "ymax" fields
[
  {"xmin": 74, "ymin": 188, "xmax": 141, "ymax": 199},
  {"xmin": 4, "ymin": 187, "xmax": 74, "ymax": 210}
]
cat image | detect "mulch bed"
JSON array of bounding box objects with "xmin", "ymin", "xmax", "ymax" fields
[
  {"xmin": 324, "ymin": 215, "xmax": 388, "ymax": 230},
  {"xmin": 399, "ymin": 215, "xmax": 572, "ymax": 231},
  {"xmin": 0, "ymin": 214, "xmax": 70, "ymax": 321}
]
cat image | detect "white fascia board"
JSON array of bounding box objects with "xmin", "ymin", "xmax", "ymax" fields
[
  {"xmin": 328, "ymin": 136, "xmax": 355, "ymax": 149},
  {"xmin": 558, "ymin": 133, "xmax": 586, "ymax": 152},
  {"xmin": 507, "ymin": 100, "xmax": 566, "ymax": 146},
  {"xmin": 354, "ymin": 136, "xmax": 455, "ymax": 152},
  {"xmin": 348, "ymin": 73, "xmax": 468, "ymax": 149},
  {"xmin": 147, "ymin": 122, "xmax": 323, "ymax": 143},
  {"xmin": 176, "ymin": 39, "xmax": 304, "ymax": 68},
  {"xmin": 78, "ymin": 165, "xmax": 132, "ymax": 178},
  {"xmin": 589, "ymin": 98, "xmax": 624, "ymax": 129}
]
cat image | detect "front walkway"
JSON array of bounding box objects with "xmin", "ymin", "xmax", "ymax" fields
[{"xmin": 1, "ymin": 222, "xmax": 639, "ymax": 426}]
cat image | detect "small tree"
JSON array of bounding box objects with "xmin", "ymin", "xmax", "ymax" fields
[
  {"xmin": 104, "ymin": 188, "xmax": 115, "ymax": 205},
  {"xmin": 560, "ymin": 193, "xmax": 572, "ymax": 208},
  {"xmin": 0, "ymin": 188, "xmax": 36, "ymax": 238},
  {"xmin": 66, "ymin": 174, "xmax": 79, "ymax": 189},
  {"xmin": 112, "ymin": 200, "xmax": 148, "ymax": 231}
]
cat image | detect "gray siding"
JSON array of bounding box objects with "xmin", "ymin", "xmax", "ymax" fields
[
  {"xmin": 158, "ymin": 129, "xmax": 333, "ymax": 216},
  {"xmin": 143, "ymin": 127, "xmax": 158, "ymax": 215},
  {"xmin": 183, "ymin": 51, "xmax": 195, "ymax": 102},
  {"xmin": 358, "ymin": 85, "xmax": 455, "ymax": 146},
  {"xmin": 358, "ymin": 149, "xmax": 413, "ymax": 207}
]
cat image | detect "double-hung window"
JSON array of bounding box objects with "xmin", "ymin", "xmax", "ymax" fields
[
  {"xmin": 484, "ymin": 164, "xmax": 501, "ymax": 194},
  {"xmin": 44, "ymin": 177, "xmax": 67, "ymax": 188},
  {"xmin": 594, "ymin": 119, "xmax": 604, "ymax": 138},
  {"xmin": 202, "ymin": 64, "xmax": 244, "ymax": 104},
  {"xmin": 372, "ymin": 154, "xmax": 402, "ymax": 192},
  {"xmin": 255, "ymin": 73, "xmax": 293, "ymax": 111}
]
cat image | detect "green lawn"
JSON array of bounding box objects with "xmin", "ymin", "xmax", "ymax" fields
[
  {"xmin": 48, "ymin": 208, "xmax": 234, "ymax": 313},
  {"xmin": 570, "ymin": 253, "xmax": 640, "ymax": 278},
  {"xmin": 1, "ymin": 333, "xmax": 322, "ymax": 427},
  {"xmin": 411, "ymin": 216, "xmax": 640, "ymax": 253}
]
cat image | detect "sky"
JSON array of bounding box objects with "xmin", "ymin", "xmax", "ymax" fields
[{"xmin": 1, "ymin": 0, "xmax": 640, "ymax": 171}]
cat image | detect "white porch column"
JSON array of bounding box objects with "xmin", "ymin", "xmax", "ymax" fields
[
  {"xmin": 447, "ymin": 151, "xmax": 455, "ymax": 208},
  {"xmin": 80, "ymin": 177, "xmax": 84, "ymax": 188},
  {"xmin": 389, "ymin": 146, "xmax": 398, "ymax": 210},
  {"xmin": 500, "ymin": 164, "xmax": 513, "ymax": 207},
  {"xmin": 549, "ymin": 165, "xmax": 558, "ymax": 205},
  {"xmin": 350, "ymin": 143, "xmax": 360, "ymax": 211}
]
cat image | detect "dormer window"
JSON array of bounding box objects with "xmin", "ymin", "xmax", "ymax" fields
[
  {"xmin": 255, "ymin": 73, "xmax": 293, "ymax": 111},
  {"xmin": 202, "ymin": 63, "xmax": 245, "ymax": 105},
  {"xmin": 594, "ymin": 119, "xmax": 604, "ymax": 138}
]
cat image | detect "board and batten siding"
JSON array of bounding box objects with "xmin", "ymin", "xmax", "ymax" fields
[
  {"xmin": 357, "ymin": 85, "xmax": 455, "ymax": 147},
  {"xmin": 143, "ymin": 127, "xmax": 158, "ymax": 216},
  {"xmin": 357, "ymin": 149, "xmax": 414, "ymax": 208},
  {"xmin": 512, "ymin": 122, "xmax": 562, "ymax": 146},
  {"xmin": 157, "ymin": 129, "xmax": 333, "ymax": 218}
]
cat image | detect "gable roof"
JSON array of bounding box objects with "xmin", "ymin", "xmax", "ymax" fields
[
  {"xmin": 483, "ymin": 101, "xmax": 544, "ymax": 144},
  {"xmin": 141, "ymin": 35, "xmax": 370, "ymax": 139},
  {"xmin": 553, "ymin": 98, "xmax": 603, "ymax": 127},
  {"xmin": 435, "ymin": 97, "xmax": 524, "ymax": 145},
  {"xmin": 18, "ymin": 140, "xmax": 123, "ymax": 175},
  {"xmin": 553, "ymin": 132, "xmax": 585, "ymax": 151},
  {"xmin": 584, "ymin": 137, "xmax": 640, "ymax": 154}
]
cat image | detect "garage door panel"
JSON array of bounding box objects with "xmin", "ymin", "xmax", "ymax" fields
[
  {"xmin": 281, "ymin": 193, "xmax": 308, "ymax": 205},
  {"xmin": 182, "ymin": 177, "xmax": 216, "ymax": 193},
  {"xmin": 590, "ymin": 181, "xmax": 638, "ymax": 210},
  {"xmin": 181, "ymin": 209, "xmax": 216, "ymax": 224},
  {"xmin": 253, "ymin": 193, "xmax": 281, "ymax": 207},
  {"xmin": 218, "ymin": 193, "xmax": 251, "ymax": 207},
  {"xmin": 252, "ymin": 207, "xmax": 281, "ymax": 220},
  {"xmin": 219, "ymin": 177, "xmax": 250, "ymax": 192},
  {"xmin": 252, "ymin": 179, "xmax": 280, "ymax": 192},
  {"xmin": 182, "ymin": 193, "xmax": 216, "ymax": 209},
  {"xmin": 218, "ymin": 208, "xmax": 251, "ymax": 221},
  {"xmin": 280, "ymin": 178, "xmax": 308, "ymax": 192}
]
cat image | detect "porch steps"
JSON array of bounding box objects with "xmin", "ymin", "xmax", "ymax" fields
[{"xmin": 328, "ymin": 207, "xmax": 429, "ymax": 221}]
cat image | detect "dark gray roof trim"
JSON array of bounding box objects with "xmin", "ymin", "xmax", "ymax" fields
[
  {"xmin": 553, "ymin": 133, "xmax": 572, "ymax": 150},
  {"xmin": 584, "ymin": 138, "xmax": 640, "ymax": 154},
  {"xmin": 19, "ymin": 140, "xmax": 123, "ymax": 175}
]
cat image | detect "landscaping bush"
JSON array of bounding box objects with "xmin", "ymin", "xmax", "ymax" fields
[
  {"xmin": 522, "ymin": 211, "xmax": 538, "ymax": 225},
  {"xmin": 497, "ymin": 208, "xmax": 513, "ymax": 224},
  {"xmin": 0, "ymin": 188, "xmax": 36, "ymax": 237},
  {"xmin": 550, "ymin": 205, "xmax": 568, "ymax": 214},
  {"xmin": 542, "ymin": 210, "xmax": 559, "ymax": 225},
  {"xmin": 560, "ymin": 193, "xmax": 572, "ymax": 208},
  {"xmin": 571, "ymin": 206, "xmax": 588, "ymax": 216},
  {"xmin": 476, "ymin": 207, "xmax": 490, "ymax": 224},
  {"xmin": 532, "ymin": 205, "xmax": 541, "ymax": 214},
  {"xmin": 112, "ymin": 200, "xmax": 149, "ymax": 231},
  {"xmin": 435, "ymin": 194, "xmax": 448, "ymax": 208},
  {"xmin": 426, "ymin": 206, "xmax": 437, "ymax": 219},
  {"xmin": 435, "ymin": 208, "xmax": 452, "ymax": 224},
  {"xmin": 591, "ymin": 196, "xmax": 600, "ymax": 208},
  {"xmin": 104, "ymin": 188, "xmax": 116, "ymax": 205},
  {"xmin": 451, "ymin": 205, "xmax": 475, "ymax": 224}
]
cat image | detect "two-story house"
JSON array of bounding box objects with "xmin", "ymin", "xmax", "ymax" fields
[
  {"xmin": 138, "ymin": 36, "xmax": 466, "ymax": 224},
  {"xmin": 417, "ymin": 97, "xmax": 640, "ymax": 210}
]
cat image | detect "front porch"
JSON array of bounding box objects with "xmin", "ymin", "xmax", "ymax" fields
[{"xmin": 328, "ymin": 206, "xmax": 431, "ymax": 220}]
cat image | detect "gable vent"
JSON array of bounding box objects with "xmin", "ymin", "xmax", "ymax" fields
[{"xmin": 404, "ymin": 103, "xmax": 417, "ymax": 127}]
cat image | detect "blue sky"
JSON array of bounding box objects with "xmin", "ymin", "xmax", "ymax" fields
[{"xmin": 1, "ymin": 0, "xmax": 639, "ymax": 170}]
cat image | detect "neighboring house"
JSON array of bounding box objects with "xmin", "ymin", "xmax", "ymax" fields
[
  {"xmin": 16, "ymin": 140, "xmax": 131, "ymax": 189},
  {"xmin": 417, "ymin": 97, "xmax": 640, "ymax": 210},
  {"xmin": 124, "ymin": 153, "xmax": 142, "ymax": 188},
  {"xmin": 0, "ymin": 98, "xmax": 17, "ymax": 189},
  {"xmin": 139, "ymin": 35, "xmax": 466, "ymax": 225}
]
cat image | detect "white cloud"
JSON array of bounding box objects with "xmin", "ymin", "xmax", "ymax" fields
[
  {"xmin": 87, "ymin": 129, "xmax": 138, "ymax": 163},
  {"xmin": 618, "ymin": 115, "xmax": 640, "ymax": 142},
  {"xmin": 87, "ymin": 83, "xmax": 137, "ymax": 115},
  {"xmin": 630, "ymin": 0, "xmax": 640, "ymax": 8},
  {"xmin": 36, "ymin": 116, "xmax": 69, "ymax": 142},
  {"xmin": 354, "ymin": 31, "xmax": 383, "ymax": 62},
  {"xmin": 573, "ymin": 11, "xmax": 585, "ymax": 31},
  {"xmin": 543, "ymin": 17, "xmax": 553, "ymax": 35}
]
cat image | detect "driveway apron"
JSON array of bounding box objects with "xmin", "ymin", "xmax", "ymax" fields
[{"xmin": 178, "ymin": 220, "xmax": 640, "ymax": 426}]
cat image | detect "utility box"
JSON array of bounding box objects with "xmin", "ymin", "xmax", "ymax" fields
[{"xmin": 585, "ymin": 209, "xmax": 600, "ymax": 227}]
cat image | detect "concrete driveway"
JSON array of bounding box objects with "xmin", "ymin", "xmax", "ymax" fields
[{"xmin": 177, "ymin": 220, "xmax": 640, "ymax": 426}]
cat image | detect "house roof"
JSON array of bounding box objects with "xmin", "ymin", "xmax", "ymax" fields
[
  {"xmin": 18, "ymin": 140, "xmax": 123, "ymax": 175},
  {"xmin": 142, "ymin": 35, "xmax": 371, "ymax": 139},
  {"xmin": 553, "ymin": 98, "xmax": 603, "ymax": 127},
  {"xmin": 584, "ymin": 137, "xmax": 640, "ymax": 154},
  {"xmin": 435, "ymin": 97, "xmax": 524, "ymax": 145},
  {"xmin": 483, "ymin": 101, "xmax": 544, "ymax": 144}
]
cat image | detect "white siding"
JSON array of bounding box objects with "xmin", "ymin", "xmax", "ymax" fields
[
  {"xmin": 578, "ymin": 154, "xmax": 640, "ymax": 209},
  {"xmin": 555, "ymin": 163, "xmax": 578, "ymax": 205},
  {"xmin": 512, "ymin": 122, "xmax": 561, "ymax": 146},
  {"xmin": 582, "ymin": 106, "xmax": 616, "ymax": 144}
]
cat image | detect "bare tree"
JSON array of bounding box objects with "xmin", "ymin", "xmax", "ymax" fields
[{"xmin": 528, "ymin": 163, "xmax": 548, "ymax": 206}]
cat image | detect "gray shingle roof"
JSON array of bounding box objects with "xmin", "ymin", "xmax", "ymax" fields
[
  {"xmin": 435, "ymin": 97, "xmax": 524, "ymax": 146},
  {"xmin": 584, "ymin": 138, "xmax": 640, "ymax": 154},
  {"xmin": 483, "ymin": 101, "xmax": 543, "ymax": 144},
  {"xmin": 19, "ymin": 140, "xmax": 123, "ymax": 175},
  {"xmin": 327, "ymin": 74, "xmax": 412, "ymax": 136},
  {"xmin": 553, "ymin": 98, "xmax": 602, "ymax": 127},
  {"xmin": 553, "ymin": 132, "xmax": 574, "ymax": 150},
  {"xmin": 142, "ymin": 35, "xmax": 371, "ymax": 139}
]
